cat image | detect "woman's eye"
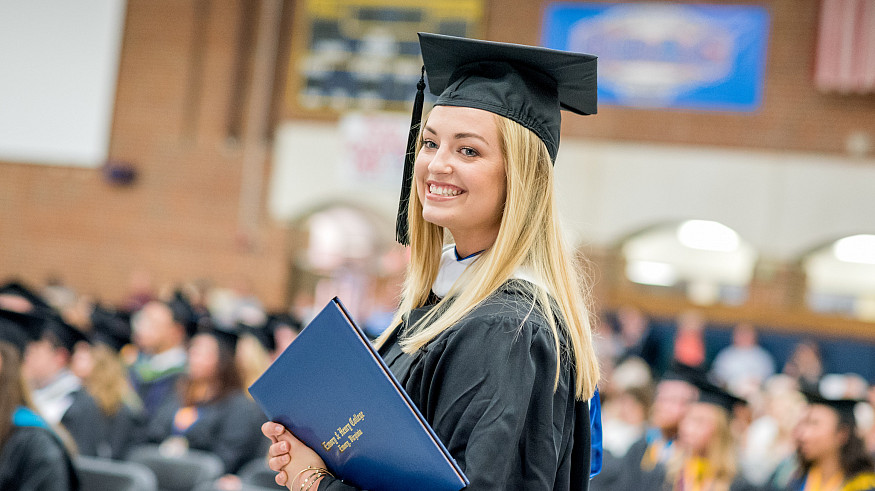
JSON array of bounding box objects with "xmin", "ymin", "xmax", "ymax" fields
[
  {"xmin": 422, "ymin": 139, "xmax": 437, "ymax": 149},
  {"xmin": 460, "ymin": 147, "xmax": 479, "ymax": 157}
]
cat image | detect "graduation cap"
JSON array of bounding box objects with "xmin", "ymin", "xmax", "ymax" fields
[
  {"xmin": 39, "ymin": 316, "xmax": 90, "ymax": 354},
  {"xmin": 165, "ymin": 291, "xmax": 199, "ymax": 339},
  {"xmin": 198, "ymin": 323, "xmax": 240, "ymax": 354},
  {"xmin": 90, "ymin": 304, "xmax": 132, "ymax": 352},
  {"xmin": 695, "ymin": 381, "xmax": 746, "ymax": 413},
  {"xmin": 238, "ymin": 322, "xmax": 274, "ymax": 353},
  {"xmin": 395, "ymin": 32, "xmax": 598, "ymax": 245},
  {"xmin": 803, "ymin": 390, "xmax": 862, "ymax": 427},
  {"xmin": 661, "ymin": 361, "xmax": 708, "ymax": 388},
  {"xmin": 0, "ymin": 312, "xmax": 33, "ymax": 355},
  {"xmin": 0, "ymin": 281, "xmax": 54, "ymax": 315}
]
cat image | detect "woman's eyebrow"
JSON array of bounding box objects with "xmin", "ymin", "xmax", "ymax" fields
[{"xmin": 423, "ymin": 126, "xmax": 489, "ymax": 145}]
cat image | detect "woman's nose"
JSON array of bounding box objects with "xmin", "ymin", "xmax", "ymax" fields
[{"xmin": 427, "ymin": 146, "xmax": 452, "ymax": 174}]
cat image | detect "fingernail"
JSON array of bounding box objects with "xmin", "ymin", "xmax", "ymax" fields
[
  {"xmin": 280, "ymin": 442, "xmax": 288, "ymax": 451},
  {"xmin": 275, "ymin": 424, "xmax": 283, "ymax": 433}
]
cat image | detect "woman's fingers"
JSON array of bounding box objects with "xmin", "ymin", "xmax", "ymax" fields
[
  {"xmin": 268, "ymin": 453, "xmax": 291, "ymax": 472},
  {"xmin": 275, "ymin": 469, "xmax": 288, "ymax": 486},
  {"xmin": 261, "ymin": 421, "xmax": 286, "ymax": 442},
  {"xmin": 268, "ymin": 440, "xmax": 290, "ymax": 457}
]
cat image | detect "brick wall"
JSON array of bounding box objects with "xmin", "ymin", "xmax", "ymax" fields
[{"xmin": 0, "ymin": 0, "xmax": 872, "ymax": 309}]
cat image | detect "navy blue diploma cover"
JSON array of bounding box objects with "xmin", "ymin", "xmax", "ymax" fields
[{"xmin": 248, "ymin": 298, "xmax": 469, "ymax": 491}]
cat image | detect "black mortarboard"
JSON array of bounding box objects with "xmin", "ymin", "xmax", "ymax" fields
[
  {"xmin": 395, "ymin": 33, "xmax": 598, "ymax": 245},
  {"xmin": 90, "ymin": 304, "xmax": 132, "ymax": 352},
  {"xmin": 661, "ymin": 361, "xmax": 708, "ymax": 387},
  {"xmin": 0, "ymin": 313, "xmax": 32, "ymax": 355},
  {"xmin": 200, "ymin": 323, "xmax": 240, "ymax": 354},
  {"xmin": 238, "ymin": 322, "xmax": 274, "ymax": 353},
  {"xmin": 166, "ymin": 291, "xmax": 198, "ymax": 339},
  {"xmin": 695, "ymin": 380, "xmax": 746, "ymax": 413},
  {"xmin": 0, "ymin": 281, "xmax": 54, "ymax": 315},
  {"xmin": 40, "ymin": 316, "xmax": 89, "ymax": 354},
  {"xmin": 803, "ymin": 391, "xmax": 861, "ymax": 426}
]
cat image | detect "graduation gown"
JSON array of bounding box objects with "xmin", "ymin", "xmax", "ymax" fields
[
  {"xmin": 782, "ymin": 471, "xmax": 875, "ymax": 491},
  {"xmin": 147, "ymin": 391, "xmax": 267, "ymax": 474},
  {"xmin": 320, "ymin": 279, "xmax": 594, "ymax": 490},
  {"xmin": 0, "ymin": 407, "xmax": 79, "ymax": 491}
]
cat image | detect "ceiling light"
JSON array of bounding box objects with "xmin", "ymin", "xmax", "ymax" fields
[
  {"xmin": 677, "ymin": 220, "xmax": 740, "ymax": 252},
  {"xmin": 833, "ymin": 234, "xmax": 875, "ymax": 264}
]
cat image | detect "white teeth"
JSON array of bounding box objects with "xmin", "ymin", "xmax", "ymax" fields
[{"xmin": 429, "ymin": 184, "xmax": 461, "ymax": 197}]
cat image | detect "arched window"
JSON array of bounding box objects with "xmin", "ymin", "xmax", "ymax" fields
[
  {"xmin": 621, "ymin": 220, "xmax": 757, "ymax": 305},
  {"xmin": 804, "ymin": 234, "xmax": 875, "ymax": 320}
]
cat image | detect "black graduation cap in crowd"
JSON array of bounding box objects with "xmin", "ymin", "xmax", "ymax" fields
[
  {"xmin": 199, "ymin": 323, "xmax": 240, "ymax": 354},
  {"xmin": 90, "ymin": 304, "xmax": 132, "ymax": 352},
  {"xmin": 0, "ymin": 311, "xmax": 33, "ymax": 356},
  {"xmin": 166, "ymin": 291, "xmax": 199, "ymax": 339},
  {"xmin": 40, "ymin": 316, "xmax": 90, "ymax": 354},
  {"xmin": 803, "ymin": 390, "xmax": 862, "ymax": 426},
  {"xmin": 0, "ymin": 280, "xmax": 54, "ymax": 315},
  {"xmin": 695, "ymin": 380, "xmax": 746, "ymax": 413},
  {"xmin": 395, "ymin": 32, "xmax": 598, "ymax": 245},
  {"xmin": 661, "ymin": 361, "xmax": 708, "ymax": 388},
  {"xmin": 238, "ymin": 322, "xmax": 275, "ymax": 353}
]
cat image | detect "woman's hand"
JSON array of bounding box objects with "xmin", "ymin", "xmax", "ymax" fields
[{"xmin": 262, "ymin": 422, "xmax": 329, "ymax": 489}]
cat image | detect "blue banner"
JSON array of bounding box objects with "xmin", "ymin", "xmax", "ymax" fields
[{"xmin": 542, "ymin": 3, "xmax": 770, "ymax": 111}]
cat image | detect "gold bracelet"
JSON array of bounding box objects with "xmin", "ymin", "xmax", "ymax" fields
[
  {"xmin": 299, "ymin": 468, "xmax": 334, "ymax": 491},
  {"xmin": 293, "ymin": 466, "xmax": 331, "ymax": 489},
  {"xmin": 302, "ymin": 471, "xmax": 327, "ymax": 491}
]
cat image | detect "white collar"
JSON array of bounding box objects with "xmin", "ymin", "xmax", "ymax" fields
[
  {"xmin": 32, "ymin": 370, "xmax": 81, "ymax": 424},
  {"xmin": 146, "ymin": 346, "xmax": 187, "ymax": 372},
  {"xmin": 431, "ymin": 244, "xmax": 544, "ymax": 298}
]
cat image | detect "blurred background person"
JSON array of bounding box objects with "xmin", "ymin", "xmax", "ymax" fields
[
  {"xmin": 673, "ymin": 311, "xmax": 707, "ymax": 369},
  {"xmin": 783, "ymin": 340, "xmax": 824, "ymax": 394},
  {"xmin": 22, "ymin": 315, "xmax": 103, "ymax": 457},
  {"xmin": 129, "ymin": 294, "xmax": 194, "ymax": 420},
  {"xmin": 592, "ymin": 364, "xmax": 700, "ymax": 490},
  {"xmin": 710, "ymin": 322, "xmax": 775, "ymax": 396},
  {"xmin": 145, "ymin": 327, "xmax": 266, "ymax": 474},
  {"xmin": 738, "ymin": 375, "xmax": 807, "ymax": 487},
  {"xmin": 0, "ymin": 339, "xmax": 79, "ymax": 490},
  {"xmin": 73, "ymin": 340, "xmax": 144, "ymax": 459},
  {"xmin": 662, "ymin": 384, "xmax": 752, "ymax": 491},
  {"xmin": 777, "ymin": 394, "xmax": 875, "ymax": 491}
]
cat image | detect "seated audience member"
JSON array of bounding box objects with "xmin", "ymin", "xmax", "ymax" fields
[
  {"xmin": 591, "ymin": 363, "xmax": 700, "ymax": 490},
  {"xmin": 783, "ymin": 340, "xmax": 824, "ymax": 394},
  {"xmin": 673, "ymin": 311, "xmax": 707, "ymax": 369},
  {"xmin": 74, "ymin": 340, "xmax": 144, "ymax": 459},
  {"xmin": 739, "ymin": 375, "xmax": 806, "ymax": 486},
  {"xmin": 774, "ymin": 392, "xmax": 875, "ymax": 491},
  {"xmin": 266, "ymin": 313, "xmax": 302, "ymax": 358},
  {"xmin": 710, "ymin": 323, "xmax": 775, "ymax": 395},
  {"xmin": 22, "ymin": 315, "xmax": 104, "ymax": 457},
  {"xmin": 601, "ymin": 383, "xmax": 654, "ymax": 458},
  {"xmin": 0, "ymin": 338, "xmax": 79, "ymax": 490},
  {"xmin": 129, "ymin": 293, "xmax": 195, "ymax": 419},
  {"xmin": 660, "ymin": 383, "xmax": 753, "ymax": 491},
  {"xmin": 145, "ymin": 327, "xmax": 266, "ymax": 474}
]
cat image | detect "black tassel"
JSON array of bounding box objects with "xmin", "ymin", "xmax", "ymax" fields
[{"xmin": 396, "ymin": 66, "xmax": 426, "ymax": 246}]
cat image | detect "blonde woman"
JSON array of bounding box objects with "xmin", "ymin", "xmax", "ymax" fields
[
  {"xmin": 263, "ymin": 33, "xmax": 602, "ymax": 490},
  {"xmin": 662, "ymin": 384, "xmax": 748, "ymax": 491}
]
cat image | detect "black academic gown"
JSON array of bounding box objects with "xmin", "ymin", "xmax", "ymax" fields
[
  {"xmin": 96, "ymin": 402, "xmax": 144, "ymax": 460},
  {"xmin": 147, "ymin": 391, "xmax": 267, "ymax": 474},
  {"xmin": 0, "ymin": 425, "xmax": 79, "ymax": 491},
  {"xmin": 60, "ymin": 389, "xmax": 104, "ymax": 457},
  {"xmin": 321, "ymin": 280, "xmax": 593, "ymax": 491}
]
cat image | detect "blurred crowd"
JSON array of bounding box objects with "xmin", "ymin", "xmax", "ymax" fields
[
  {"xmin": 2, "ymin": 273, "xmax": 875, "ymax": 490},
  {"xmin": 591, "ymin": 306, "xmax": 875, "ymax": 491},
  {"xmin": 0, "ymin": 274, "xmax": 305, "ymax": 490}
]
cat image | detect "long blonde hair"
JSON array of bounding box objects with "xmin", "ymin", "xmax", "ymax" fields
[
  {"xmin": 667, "ymin": 404, "xmax": 737, "ymax": 491},
  {"xmin": 377, "ymin": 112, "xmax": 600, "ymax": 400}
]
